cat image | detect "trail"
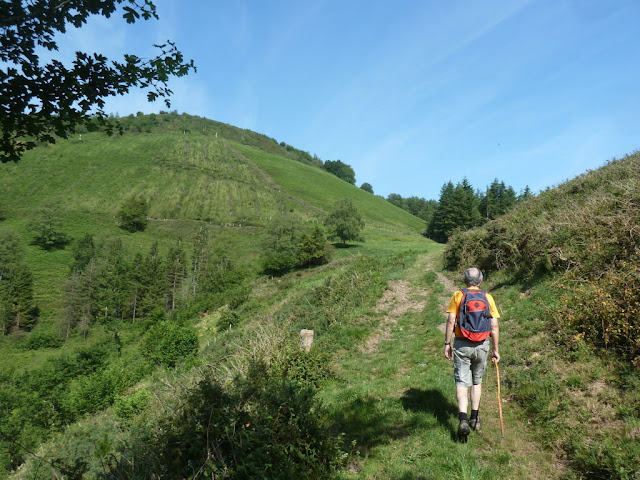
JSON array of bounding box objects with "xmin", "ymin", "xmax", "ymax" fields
[{"xmin": 323, "ymin": 251, "xmax": 562, "ymax": 479}]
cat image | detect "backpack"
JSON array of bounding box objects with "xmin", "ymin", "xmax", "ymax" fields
[{"xmin": 457, "ymin": 288, "xmax": 492, "ymax": 342}]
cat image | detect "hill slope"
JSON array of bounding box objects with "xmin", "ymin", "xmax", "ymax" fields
[
  {"xmin": 0, "ymin": 113, "xmax": 426, "ymax": 318},
  {"xmin": 0, "ymin": 113, "xmax": 435, "ymax": 476},
  {"xmin": 444, "ymin": 149, "xmax": 640, "ymax": 479}
]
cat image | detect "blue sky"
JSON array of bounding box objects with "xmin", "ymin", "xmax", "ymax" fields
[{"xmin": 55, "ymin": 0, "xmax": 640, "ymax": 200}]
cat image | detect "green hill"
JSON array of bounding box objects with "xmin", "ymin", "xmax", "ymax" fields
[
  {"xmin": 0, "ymin": 113, "xmax": 426, "ymax": 318},
  {"xmin": 0, "ymin": 113, "xmax": 438, "ymax": 477}
]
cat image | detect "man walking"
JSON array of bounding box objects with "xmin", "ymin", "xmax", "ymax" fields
[{"xmin": 444, "ymin": 267, "xmax": 500, "ymax": 440}]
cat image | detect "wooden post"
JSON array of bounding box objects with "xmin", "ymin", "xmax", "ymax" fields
[{"xmin": 299, "ymin": 329, "xmax": 314, "ymax": 352}]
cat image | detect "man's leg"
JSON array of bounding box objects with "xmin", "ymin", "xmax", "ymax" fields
[
  {"xmin": 470, "ymin": 383, "xmax": 482, "ymax": 410},
  {"xmin": 457, "ymin": 385, "xmax": 469, "ymax": 413}
]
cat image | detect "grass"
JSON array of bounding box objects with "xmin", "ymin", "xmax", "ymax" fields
[
  {"xmin": 312, "ymin": 252, "xmax": 562, "ymax": 480},
  {"xmin": 233, "ymin": 142, "xmax": 426, "ymax": 233}
]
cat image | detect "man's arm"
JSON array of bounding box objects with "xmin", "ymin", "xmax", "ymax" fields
[
  {"xmin": 490, "ymin": 317, "xmax": 500, "ymax": 363},
  {"xmin": 444, "ymin": 312, "xmax": 456, "ymax": 360}
]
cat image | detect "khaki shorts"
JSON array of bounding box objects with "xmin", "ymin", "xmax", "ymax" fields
[{"xmin": 453, "ymin": 338, "xmax": 490, "ymax": 387}]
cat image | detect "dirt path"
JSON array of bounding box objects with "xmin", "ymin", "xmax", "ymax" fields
[
  {"xmin": 362, "ymin": 254, "xmax": 458, "ymax": 351},
  {"xmin": 361, "ymin": 279, "xmax": 428, "ymax": 353}
]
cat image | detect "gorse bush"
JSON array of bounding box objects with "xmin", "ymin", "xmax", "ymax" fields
[
  {"xmin": 87, "ymin": 361, "xmax": 345, "ymax": 480},
  {"xmin": 274, "ymin": 344, "xmax": 334, "ymax": 388},
  {"xmin": 558, "ymin": 262, "xmax": 640, "ymax": 364}
]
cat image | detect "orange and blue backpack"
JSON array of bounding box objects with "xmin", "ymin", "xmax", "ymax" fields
[{"xmin": 457, "ymin": 288, "xmax": 492, "ymax": 342}]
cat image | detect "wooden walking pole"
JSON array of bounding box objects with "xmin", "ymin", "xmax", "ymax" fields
[{"xmin": 493, "ymin": 358, "xmax": 505, "ymax": 438}]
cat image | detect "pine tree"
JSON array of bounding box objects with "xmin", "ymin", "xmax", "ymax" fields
[
  {"xmin": 71, "ymin": 234, "xmax": 96, "ymax": 272},
  {"xmin": 11, "ymin": 264, "xmax": 37, "ymax": 331},
  {"xmin": 63, "ymin": 260, "xmax": 97, "ymax": 338},
  {"xmin": 139, "ymin": 242, "xmax": 165, "ymax": 317},
  {"xmin": 428, "ymin": 181, "xmax": 456, "ymax": 242},
  {"xmin": 165, "ymin": 242, "xmax": 187, "ymax": 311},
  {"xmin": 428, "ymin": 180, "xmax": 482, "ymax": 242},
  {"xmin": 190, "ymin": 226, "xmax": 211, "ymax": 296},
  {"xmin": 0, "ymin": 230, "xmax": 37, "ymax": 333},
  {"xmin": 96, "ymin": 238, "xmax": 128, "ymax": 321},
  {"xmin": 479, "ymin": 179, "xmax": 517, "ymax": 220}
]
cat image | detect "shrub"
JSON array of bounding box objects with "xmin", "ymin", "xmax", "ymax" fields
[
  {"xmin": 113, "ymin": 388, "xmax": 151, "ymax": 420},
  {"xmin": 24, "ymin": 329, "xmax": 63, "ymax": 349},
  {"xmin": 141, "ymin": 321, "xmax": 198, "ymax": 367},
  {"xmin": 274, "ymin": 343, "xmax": 334, "ymax": 388},
  {"xmin": 216, "ymin": 305, "xmax": 239, "ymax": 330},
  {"xmin": 558, "ymin": 263, "xmax": 640, "ymax": 364},
  {"xmin": 108, "ymin": 361, "xmax": 345, "ymax": 479}
]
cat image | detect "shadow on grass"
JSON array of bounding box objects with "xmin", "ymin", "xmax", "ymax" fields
[
  {"xmin": 401, "ymin": 388, "xmax": 458, "ymax": 441},
  {"xmin": 331, "ymin": 242, "xmax": 362, "ymax": 249},
  {"xmin": 332, "ymin": 396, "xmax": 410, "ymax": 454}
]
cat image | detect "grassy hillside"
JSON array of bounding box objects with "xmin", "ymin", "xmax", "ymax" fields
[
  {"xmin": 0, "ymin": 114, "xmax": 426, "ymax": 319},
  {"xmin": 0, "ymin": 113, "xmax": 436, "ymax": 477},
  {"xmin": 3, "ymin": 115, "xmax": 638, "ymax": 479}
]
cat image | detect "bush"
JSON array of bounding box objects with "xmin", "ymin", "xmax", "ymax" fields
[
  {"xmin": 274, "ymin": 344, "xmax": 334, "ymax": 388},
  {"xmin": 113, "ymin": 388, "xmax": 151, "ymax": 420},
  {"xmin": 216, "ymin": 305, "xmax": 239, "ymax": 330},
  {"xmin": 24, "ymin": 329, "xmax": 63, "ymax": 349},
  {"xmin": 107, "ymin": 361, "xmax": 345, "ymax": 479},
  {"xmin": 141, "ymin": 321, "xmax": 198, "ymax": 367},
  {"xmin": 557, "ymin": 262, "xmax": 640, "ymax": 364}
]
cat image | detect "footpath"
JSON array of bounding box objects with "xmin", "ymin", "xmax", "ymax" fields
[{"xmin": 321, "ymin": 251, "xmax": 562, "ymax": 480}]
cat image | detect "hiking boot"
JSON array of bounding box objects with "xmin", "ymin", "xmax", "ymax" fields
[
  {"xmin": 458, "ymin": 419, "xmax": 471, "ymax": 437},
  {"xmin": 470, "ymin": 417, "xmax": 482, "ymax": 432}
]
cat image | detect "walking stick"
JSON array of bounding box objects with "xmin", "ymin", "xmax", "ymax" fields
[{"xmin": 493, "ymin": 358, "xmax": 505, "ymax": 438}]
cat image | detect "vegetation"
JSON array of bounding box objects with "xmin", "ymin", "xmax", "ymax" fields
[
  {"xmin": 387, "ymin": 193, "xmax": 438, "ymax": 224},
  {"xmin": 0, "ymin": 113, "xmax": 427, "ymax": 476},
  {"xmin": 323, "ymin": 159, "xmax": 356, "ymax": 184},
  {"xmin": 29, "ymin": 205, "xmax": 71, "ymax": 250},
  {"xmin": 1, "ymin": 112, "xmax": 638, "ymax": 479},
  {"xmin": 360, "ymin": 182, "xmax": 374, "ymax": 194},
  {"xmin": 261, "ymin": 216, "xmax": 333, "ymax": 274},
  {"xmin": 426, "ymin": 178, "xmax": 532, "ymax": 243},
  {"xmin": 117, "ymin": 194, "xmax": 150, "ymax": 232},
  {"xmin": 0, "ymin": 230, "xmax": 38, "ymax": 334},
  {"xmin": 444, "ymin": 151, "xmax": 640, "ymax": 478},
  {"xmin": 0, "ymin": 0, "xmax": 195, "ymax": 162}
]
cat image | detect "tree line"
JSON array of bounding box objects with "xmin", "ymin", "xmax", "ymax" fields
[
  {"xmin": 427, "ymin": 178, "xmax": 533, "ymax": 242},
  {"xmin": 384, "ymin": 179, "xmax": 533, "ymax": 243}
]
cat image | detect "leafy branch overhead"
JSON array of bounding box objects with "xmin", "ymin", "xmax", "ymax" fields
[{"xmin": 0, "ymin": 0, "xmax": 196, "ymax": 162}]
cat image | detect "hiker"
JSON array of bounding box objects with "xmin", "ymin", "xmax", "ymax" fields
[{"xmin": 443, "ymin": 267, "xmax": 500, "ymax": 439}]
